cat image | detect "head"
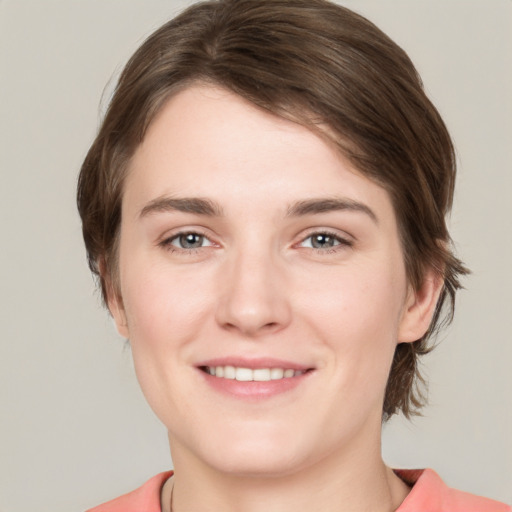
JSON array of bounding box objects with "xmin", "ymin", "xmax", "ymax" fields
[{"xmin": 78, "ymin": 0, "xmax": 466, "ymax": 426}]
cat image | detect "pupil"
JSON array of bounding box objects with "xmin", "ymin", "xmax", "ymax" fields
[
  {"xmin": 180, "ymin": 233, "xmax": 202, "ymax": 248},
  {"xmin": 312, "ymin": 234, "xmax": 333, "ymax": 248}
]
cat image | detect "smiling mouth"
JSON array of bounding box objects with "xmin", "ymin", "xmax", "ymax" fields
[{"xmin": 200, "ymin": 366, "xmax": 312, "ymax": 382}]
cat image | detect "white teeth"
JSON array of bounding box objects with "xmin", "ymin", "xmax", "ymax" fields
[
  {"xmin": 235, "ymin": 367, "xmax": 253, "ymax": 381},
  {"xmin": 224, "ymin": 366, "xmax": 236, "ymax": 379},
  {"xmin": 270, "ymin": 368, "xmax": 284, "ymax": 380},
  {"xmin": 253, "ymin": 368, "xmax": 271, "ymax": 381},
  {"xmin": 205, "ymin": 366, "xmax": 307, "ymax": 381}
]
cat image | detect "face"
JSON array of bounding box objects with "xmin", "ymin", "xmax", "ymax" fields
[{"xmin": 110, "ymin": 85, "xmax": 437, "ymax": 477}]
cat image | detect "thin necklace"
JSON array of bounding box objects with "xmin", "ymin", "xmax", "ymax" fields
[{"xmin": 169, "ymin": 479, "xmax": 174, "ymax": 512}]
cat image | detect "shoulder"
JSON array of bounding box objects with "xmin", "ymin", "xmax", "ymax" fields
[
  {"xmin": 86, "ymin": 471, "xmax": 173, "ymax": 512},
  {"xmin": 396, "ymin": 468, "xmax": 511, "ymax": 512}
]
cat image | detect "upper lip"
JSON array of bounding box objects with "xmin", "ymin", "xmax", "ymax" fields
[{"xmin": 196, "ymin": 357, "xmax": 314, "ymax": 371}]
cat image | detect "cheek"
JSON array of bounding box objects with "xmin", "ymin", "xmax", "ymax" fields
[
  {"xmin": 122, "ymin": 263, "xmax": 213, "ymax": 349},
  {"xmin": 297, "ymin": 258, "xmax": 406, "ymax": 381},
  {"xmin": 118, "ymin": 260, "xmax": 216, "ymax": 422},
  {"xmin": 300, "ymin": 256, "xmax": 405, "ymax": 333}
]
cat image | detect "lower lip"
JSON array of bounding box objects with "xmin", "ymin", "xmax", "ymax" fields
[{"xmin": 198, "ymin": 369, "xmax": 313, "ymax": 399}]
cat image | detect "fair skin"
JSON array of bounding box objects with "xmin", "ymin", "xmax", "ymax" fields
[{"xmin": 108, "ymin": 84, "xmax": 442, "ymax": 512}]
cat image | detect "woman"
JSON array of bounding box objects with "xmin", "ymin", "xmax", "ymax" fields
[{"xmin": 77, "ymin": 0, "xmax": 510, "ymax": 510}]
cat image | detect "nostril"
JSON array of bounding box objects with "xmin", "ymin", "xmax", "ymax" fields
[{"xmin": 221, "ymin": 320, "xmax": 281, "ymax": 335}]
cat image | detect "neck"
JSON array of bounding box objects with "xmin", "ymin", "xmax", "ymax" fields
[{"xmin": 164, "ymin": 428, "xmax": 409, "ymax": 512}]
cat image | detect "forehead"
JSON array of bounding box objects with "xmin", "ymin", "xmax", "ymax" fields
[
  {"xmin": 129, "ymin": 85, "xmax": 344, "ymax": 182},
  {"xmin": 124, "ymin": 84, "xmax": 397, "ymax": 228}
]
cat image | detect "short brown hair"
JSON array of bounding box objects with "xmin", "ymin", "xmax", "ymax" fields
[{"xmin": 77, "ymin": 0, "xmax": 467, "ymax": 419}]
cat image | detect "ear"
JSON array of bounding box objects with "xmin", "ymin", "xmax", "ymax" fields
[
  {"xmin": 108, "ymin": 288, "xmax": 129, "ymax": 339},
  {"xmin": 398, "ymin": 269, "xmax": 444, "ymax": 343},
  {"xmin": 100, "ymin": 259, "xmax": 129, "ymax": 339}
]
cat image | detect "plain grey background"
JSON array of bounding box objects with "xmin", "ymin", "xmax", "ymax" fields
[{"xmin": 1, "ymin": 1, "xmax": 511, "ymax": 510}]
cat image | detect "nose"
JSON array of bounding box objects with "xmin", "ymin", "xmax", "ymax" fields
[{"xmin": 215, "ymin": 247, "xmax": 292, "ymax": 337}]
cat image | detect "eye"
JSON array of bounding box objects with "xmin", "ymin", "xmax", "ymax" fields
[
  {"xmin": 299, "ymin": 231, "xmax": 352, "ymax": 250},
  {"xmin": 164, "ymin": 231, "xmax": 213, "ymax": 250}
]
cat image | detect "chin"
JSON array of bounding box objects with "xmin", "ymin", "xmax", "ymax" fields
[
  {"xmin": 185, "ymin": 422, "xmax": 314, "ymax": 478},
  {"xmin": 207, "ymin": 446, "xmax": 307, "ymax": 478}
]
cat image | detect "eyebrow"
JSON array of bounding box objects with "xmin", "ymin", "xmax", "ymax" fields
[
  {"xmin": 286, "ymin": 197, "xmax": 378, "ymax": 223},
  {"xmin": 139, "ymin": 196, "xmax": 224, "ymax": 218},
  {"xmin": 138, "ymin": 195, "xmax": 377, "ymax": 223}
]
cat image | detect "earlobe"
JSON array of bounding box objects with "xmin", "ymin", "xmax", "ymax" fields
[
  {"xmin": 398, "ymin": 270, "xmax": 444, "ymax": 344},
  {"xmin": 100, "ymin": 260, "xmax": 129, "ymax": 339},
  {"xmin": 108, "ymin": 291, "xmax": 129, "ymax": 339}
]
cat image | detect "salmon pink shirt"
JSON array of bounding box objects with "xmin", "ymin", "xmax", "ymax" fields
[{"xmin": 87, "ymin": 469, "xmax": 511, "ymax": 512}]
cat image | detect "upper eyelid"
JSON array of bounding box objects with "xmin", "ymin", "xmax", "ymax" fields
[
  {"xmin": 298, "ymin": 235, "xmax": 352, "ymax": 248},
  {"xmin": 157, "ymin": 234, "xmax": 208, "ymax": 254},
  {"xmin": 156, "ymin": 227, "xmax": 354, "ymax": 248},
  {"xmin": 159, "ymin": 227, "xmax": 213, "ymax": 243},
  {"xmin": 158, "ymin": 231, "xmax": 217, "ymax": 253},
  {"xmin": 296, "ymin": 227, "xmax": 354, "ymax": 243}
]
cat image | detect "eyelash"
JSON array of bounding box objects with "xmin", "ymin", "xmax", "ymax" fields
[
  {"xmin": 297, "ymin": 230, "xmax": 353, "ymax": 254},
  {"xmin": 159, "ymin": 229, "xmax": 353, "ymax": 255},
  {"xmin": 159, "ymin": 230, "xmax": 213, "ymax": 254}
]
